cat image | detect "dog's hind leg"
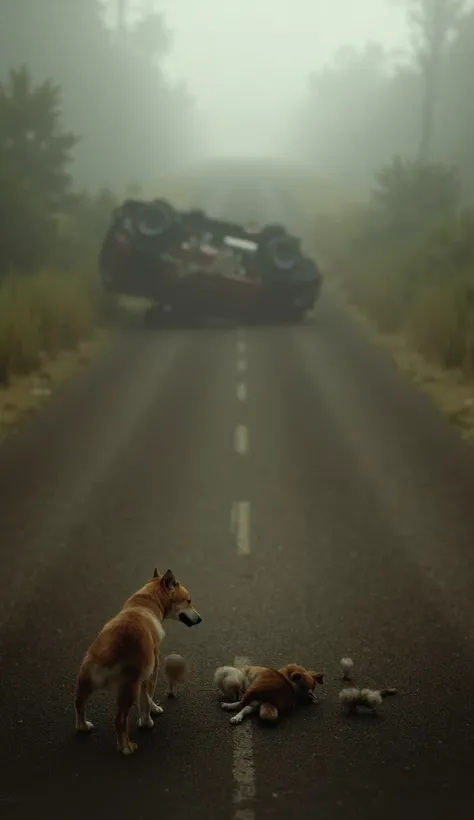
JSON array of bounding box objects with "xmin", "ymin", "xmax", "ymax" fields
[
  {"xmin": 138, "ymin": 680, "xmax": 159, "ymax": 729},
  {"xmin": 230, "ymin": 702, "xmax": 259, "ymax": 725},
  {"xmin": 75, "ymin": 666, "xmax": 95, "ymax": 732},
  {"xmin": 115, "ymin": 678, "xmax": 140, "ymax": 755},
  {"xmin": 147, "ymin": 661, "xmax": 163, "ymax": 716},
  {"xmin": 259, "ymin": 703, "xmax": 279, "ymax": 722}
]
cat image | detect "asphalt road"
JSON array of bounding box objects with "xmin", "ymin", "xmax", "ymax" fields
[{"xmin": 1, "ymin": 184, "xmax": 474, "ymax": 820}]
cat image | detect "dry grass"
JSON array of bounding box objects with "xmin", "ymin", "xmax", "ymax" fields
[
  {"xmin": 406, "ymin": 281, "xmax": 474, "ymax": 371},
  {"xmin": 0, "ymin": 330, "xmax": 110, "ymax": 439},
  {"xmin": 339, "ymin": 297, "xmax": 474, "ymax": 443},
  {"xmin": 0, "ymin": 267, "xmax": 114, "ymax": 386},
  {"xmin": 295, "ymin": 183, "xmax": 474, "ymax": 443},
  {"xmin": 0, "ymin": 175, "xmax": 197, "ymax": 436}
]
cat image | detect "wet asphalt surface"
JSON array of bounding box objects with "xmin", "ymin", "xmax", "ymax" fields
[{"xmin": 1, "ymin": 179, "xmax": 474, "ymax": 819}]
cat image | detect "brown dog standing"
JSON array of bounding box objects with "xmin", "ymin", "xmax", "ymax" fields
[
  {"xmin": 74, "ymin": 568, "xmax": 202, "ymax": 754},
  {"xmin": 221, "ymin": 663, "xmax": 324, "ymax": 725}
]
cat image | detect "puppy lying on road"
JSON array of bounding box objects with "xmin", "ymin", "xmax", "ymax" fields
[
  {"xmin": 74, "ymin": 568, "xmax": 202, "ymax": 755},
  {"xmin": 220, "ymin": 663, "xmax": 324, "ymax": 724}
]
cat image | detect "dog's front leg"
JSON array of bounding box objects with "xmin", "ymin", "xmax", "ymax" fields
[
  {"xmin": 221, "ymin": 699, "xmax": 244, "ymax": 712},
  {"xmin": 230, "ymin": 702, "xmax": 259, "ymax": 725}
]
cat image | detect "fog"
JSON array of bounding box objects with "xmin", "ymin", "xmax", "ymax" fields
[
  {"xmin": 162, "ymin": 0, "xmax": 408, "ymax": 157},
  {"xmin": 2, "ymin": 1, "xmax": 474, "ymax": 195}
]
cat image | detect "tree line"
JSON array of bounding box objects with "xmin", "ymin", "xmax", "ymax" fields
[
  {"xmin": 0, "ymin": 0, "xmax": 200, "ymax": 276},
  {"xmin": 297, "ymin": 0, "xmax": 474, "ymax": 198},
  {"xmin": 0, "ymin": 0, "xmax": 200, "ymax": 188},
  {"xmin": 296, "ymin": 1, "xmax": 474, "ymax": 376}
]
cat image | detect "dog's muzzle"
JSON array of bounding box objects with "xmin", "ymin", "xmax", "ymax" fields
[{"xmin": 179, "ymin": 610, "xmax": 202, "ymax": 627}]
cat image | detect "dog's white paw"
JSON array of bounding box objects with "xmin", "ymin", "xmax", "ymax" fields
[
  {"xmin": 138, "ymin": 716, "xmax": 155, "ymax": 730},
  {"xmin": 230, "ymin": 714, "xmax": 243, "ymax": 725},
  {"xmin": 221, "ymin": 702, "xmax": 237, "ymax": 711},
  {"xmin": 150, "ymin": 701, "xmax": 164, "ymax": 715},
  {"xmin": 118, "ymin": 741, "xmax": 138, "ymax": 755},
  {"xmin": 76, "ymin": 720, "xmax": 94, "ymax": 732}
]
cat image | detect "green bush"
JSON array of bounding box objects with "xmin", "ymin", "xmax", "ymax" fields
[
  {"xmin": 315, "ymin": 157, "xmax": 474, "ymax": 373},
  {"xmin": 0, "ymin": 65, "xmax": 122, "ymax": 386}
]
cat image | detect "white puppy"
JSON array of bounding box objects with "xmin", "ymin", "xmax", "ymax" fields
[
  {"xmin": 339, "ymin": 687, "xmax": 397, "ymax": 714},
  {"xmin": 214, "ymin": 664, "xmax": 263, "ymax": 701}
]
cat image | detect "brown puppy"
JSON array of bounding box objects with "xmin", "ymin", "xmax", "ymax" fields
[
  {"xmin": 221, "ymin": 663, "xmax": 324, "ymax": 725},
  {"xmin": 74, "ymin": 568, "xmax": 201, "ymax": 754}
]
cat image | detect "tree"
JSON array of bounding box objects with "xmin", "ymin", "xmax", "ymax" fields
[
  {"xmin": 130, "ymin": 11, "xmax": 171, "ymax": 61},
  {"xmin": 0, "ymin": 66, "xmax": 79, "ymax": 275},
  {"xmin": 372, "ymin": 155, "xmax": 461, "ymax": 237},
  {"xmin": 403, "ymin": 0, "xmax": 467, "ymax": 160},
  {"xmin": 0, "ymin": 167, "xmax": 56, "ymax": 276},
  {"xmin": 0, "ymin": 65, "xmax": 78, "ymax": 209},
  {"xmin": 0, "ymin": 0, "xmax": 200, "ymax": 188},
  {"xmin": 299, "ymin": 42, "xmax": 420, "ymax": 189}
]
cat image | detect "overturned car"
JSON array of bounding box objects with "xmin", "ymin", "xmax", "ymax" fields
[{"xmin": 98, "ymin": 198, "xmax": 322, "ymax": 323}]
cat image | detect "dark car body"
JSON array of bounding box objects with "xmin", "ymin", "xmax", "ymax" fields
[{"xmin": 98, "ymin": 198, "xmax": 322, "ymax": 322}]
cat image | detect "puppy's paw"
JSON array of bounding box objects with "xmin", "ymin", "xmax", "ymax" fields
[
  {"xmin": 76, "ymin": 720, "xmax": 94, "ymax": 732},
  {"xmin": 150, "ymin": 701, "xmax": 164, "ymax": 715},
  {"xmin": 221, "ymin": 702, "xmax": 238, "ymax": 711},
  {"xmin": 230, "ymin": 714, "xmax": 243, "ymax": 725},
  {"xmin": 138, "ymin": 716, "xmax": 154, "ymax": 730}
]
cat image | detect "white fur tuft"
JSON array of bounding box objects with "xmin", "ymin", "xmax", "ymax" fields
[
  {"xmin": 339, "ymin": 687, "xmax": 386, "ymax": 710},
  {"xmin": 214, "ymin": 665, "xmax": 246, "ymax": 698},
  {"xmin": 339, "ymin": 687, "xmax": 360, "ymax": 705},
  {"xmin": 360, "ymin": 688, "xmax": 383, "ymax": 707}
]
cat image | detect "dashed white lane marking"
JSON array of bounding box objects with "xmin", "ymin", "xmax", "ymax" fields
[
  {"xmin": 230, "ymin": 502, "xmax": 251, "ymax": 555},
  {"xmin": 237, "ymin": 358, "xmax": 247, "ymax": 373},
  {"xmin": 237, "ymin": 382, "xmax": 247, "ymax": 402},
  {"xmin": 234, "ymin": 425, "xmax": 248, "ymax": 455},
  {"xmin": 232, "ymin": 654, "xmax": 256, "ymax": 818},
  {"xmin": 237, "ymin": 339, "xmax": 246, "ymax": 354}
]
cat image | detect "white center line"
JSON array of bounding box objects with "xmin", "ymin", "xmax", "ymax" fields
[
  {"xmin": 232, "ymin": 654, "xmax": 256, "ymax": 819},
  {"xmin": 237, "ymin": 382, "xmax": 247, "ymax": 402},
  {"xmin": 237, "ymin": 339, "xmax": 246, "ymax": 354},
  {"xmin": 237, "ymin": 358, "xmax": 247, "ymax": 373},
  {"xmin": 230, "ymin": 502, "xmax": 251, "ymax": 555},
  {"xmin": 234, "ymin": 425, "xmax": 248, "ymax": 455}
]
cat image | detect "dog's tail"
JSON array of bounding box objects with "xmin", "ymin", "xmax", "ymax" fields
[{"xmin": 379, "ymin": 688, "xmax": 398, "ymax": 699}]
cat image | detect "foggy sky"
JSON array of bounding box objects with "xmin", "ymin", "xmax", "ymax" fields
[{"xmin": 161, "ymin": 0, "xmax": 409, "ymax": 157}]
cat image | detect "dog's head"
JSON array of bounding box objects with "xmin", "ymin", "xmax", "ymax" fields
[
  {"xmin": 153, "ymin": 568, "xmax": 202, "ymax": 627},
  {"xmin": 281, "ymin": 664, "xmax": 324, "ymax": 702}
]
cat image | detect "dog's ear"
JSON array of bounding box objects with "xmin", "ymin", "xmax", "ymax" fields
[
  {"xmin": 309, "ymin": 671, "xmax": 324, "ymax": 685},
  {"xmin": 153, "ymin": 567, "xmax": 160, "ymax": 579},
  {"xmin": 290, "ymin": 671, "xmax": 302, "ymax": 683},
  {"xmin": 161, "ymin": 569, "xmax": 177, "ymax": 591}
]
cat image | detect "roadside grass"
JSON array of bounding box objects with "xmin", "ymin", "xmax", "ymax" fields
[
  {"xmin": 292, "ymin": 182, "xmax": 474, "ymax": 443},
  {"xmin": 0, "ymin": 266, "xmax": 115, "ymax": 386},
  {"xmin": 0, "ymin": 174, "xmax": 201, "ymax": 439},
  {"xmin": 0, "ymin": 264, "xmax": 117, "ymax": 438}
]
